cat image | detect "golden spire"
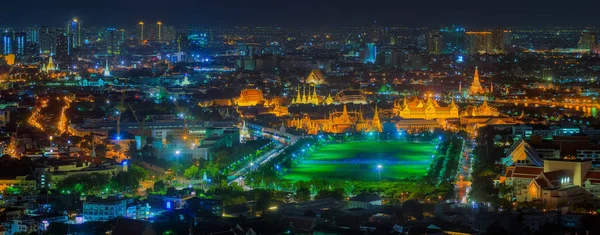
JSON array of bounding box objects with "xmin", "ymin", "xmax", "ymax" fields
[
  {"xmin": 325, "ymin": 92, "xmax": 333, "ymax": 105},
  {"xmin": 482, "ymin": 96, "xmax": 488, "ymax": 107},
  {"xmin": 302, "ymin": 85, "xmax": 306, "ymax": 103},
  {"xmin": 372, "ymin": 104, "xmax": 382, "ymax": 132},
  {"xmin": 470, "ymin": 67, "xmax": 484, "ymax": 94},
  {"xmin": 312, "ymin": 86, "xmax": 318, "ymax": 104},
  {"xmin": 295, "ymin": 86, "xmax": 301, "ymax": 104}
]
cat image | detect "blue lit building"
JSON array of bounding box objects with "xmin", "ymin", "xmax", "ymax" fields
[
  {"xmin": 361, "ymin": 43, "xmax": 377, "ymax": 63},
  {"xmin": 440, "ymin": 25, "xmax": 466, "ymax": 54},
  {"xmin": 66, "ymin": 19, "xmax": 81, "ymax": 48},
  {"xmin": 2, "ymin": 32, "xmax": 12, "ymax": 55},
  {"xmin": 15, "ymin": 32, "xmax": 25, "ymax": 55}
]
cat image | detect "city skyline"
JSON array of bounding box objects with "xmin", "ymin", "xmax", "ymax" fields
[{"xmin": 2, "ymin": 1, "xmax": 600, "ymax": 234}]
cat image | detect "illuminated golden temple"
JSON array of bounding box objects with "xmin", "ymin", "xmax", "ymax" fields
[
  {"xmin": 235, "ymin": 88, "xmax": 266, "ymax": 106},
  {"xmin": 305, "ymin": 69, "xmax": 327, "ymax": 85},
  {"xmin": 461, "ymin": 97, "xmax": 500, "ymax": 117},
  {"xmin": 392, "ymin": 95, "xmax": 459, "ymax": 120},
  {"xmin": 288, "ymin": 104, "xmax": 382, "ymax": 134}
]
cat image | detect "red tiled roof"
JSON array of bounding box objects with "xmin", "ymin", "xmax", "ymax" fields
[
  {"xmin": 585, "ymin": 171, "xmax": 600, "ymax": 180},
  {"xmin": 513, "ymin": 166, "xmax": 544, "ymax": 175},
  {"xmin": 512, "ymin": 174, "xmax": 539, "ymax": 179}
]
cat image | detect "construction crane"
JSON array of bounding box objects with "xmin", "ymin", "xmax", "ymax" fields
[
  {"xmin": 172, "ymin": 99, "xmax": 191, "ymax": 147},
  {"xmin": 128, "ymin": 103, "xmax": 148, "ymax": 148},
  {"xmin": 116, "ymin": 90, "xmax": 126, "ymax": 140}
]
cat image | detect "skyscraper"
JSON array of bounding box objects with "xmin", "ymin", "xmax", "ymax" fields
[
  {"xmin": 56, "ymin": 33, "xmax": 73, "ymax": 61},
  {"xmin": 137, "ymin": 22, "xmax": 145, "ymax": 42},
  {"xmin": 66, "ymin": 19, "xmax": 81, "ymax": 48},
  {"xmin": 360, "ymin": 43, "xmax": 377, "ymax": 63},
  {"xmin": 176, "ymin": 33, "xmax": 189, "ymax": 52},
  {"xmin": 157, "ymin": 22, "xmax": 163, "ymax": 41},
  {"xmin": 40, "ymin": 26, "xmax": 57, "ymax": 55},
  {"xmin": 26, "ymin": 27, "xmax": 39, "ymax": 43},
  {"xmin": 491, "ymin": 29, "xmax": 505, "ymax": 54},
  {"xmin": 106, "ymin": 28, "xmax": 122, "ymax": 55},
  {"xmin": 427, "ymin": 31, "xmax": 444, "ymax": 55},
  {"xmin": 2, "ymin": 32, "xmax": 12, "ymax": 55},
  {"xmin": 15, "ymin": 32, "xmax": 25, "ymax": 55},
  {"xmin": 578, "ymin": 32, "xmax": 596, "ymax": 51},
  {"xmin": 440, "ymin": 26, "xmax": 466, "ymax": 54},
  {"xmin": 465, "ymin": 31, "xmax": 493, "ymax": 55},
  {"xmin": 503, "ymin": 30, "xmax": 512, "ymax": 47}
]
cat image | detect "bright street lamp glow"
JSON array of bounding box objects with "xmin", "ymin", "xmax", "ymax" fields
[
  {"xmin": 377, "ymin": 165, "xmax": 382, "ymax": 169},
  {"xmin": 175, "ymin": 150, "xmax": 180, "ymax": 155}
]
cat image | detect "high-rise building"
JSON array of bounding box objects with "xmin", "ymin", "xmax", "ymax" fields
[
  {"xmin": 66, "ymin": 19, "xmax": 81, "ymax": 47},
  {"xmin": 176, "ymin": 33, "xmax": 189, "ymax": 52},
  {"xmin": 26, "ymin": 27, "xmax": 39, "ymax": 43},
  {"xmin": 440, "ymin": 26, "xmax": 466, "ymax": 54},
  {"xmin": 491, "ymin": 29, "xmax": 505, "ymax": 54},
  {"xmin": 156, "ymin": 22, "xmax": 163, "ymax": 41},
  {"xmin": 15, "ymin": 32, "xmax": 25, "ymax": 55},
  {"xmin": 360, "ymin": 43, "xmax": 377, "ymax": 63},
  {"xmin": 503, "ymin": 30, "xmax": 512, "ymax": 47},
  {"xmin": 2, "ymin": 32, "xmax": 12, "ymax": 55},
  {"xmin": 465, "ymin": 31, "xmax": 493, "ymax": 55},
  {"xmin": 106, "ymin": 28, "xmax": 122, "ymax": 55},
  {"xmin": 427, "ymin": 31, "xmax": 444, "ymax": 55},
  {"xmin": 40, "ymin": 26, "xmax": 57, "ymax": 55},
  {"xmin": 578, "ymin": 32, "xmax": 596, "ymax": 51},
  {"xmin": 56, "ymin": 33, "xmax": 73, "ymax": 62},
  {"xmin": 137, "ymin": 22, "xmax": 144, "ymax": 42}
]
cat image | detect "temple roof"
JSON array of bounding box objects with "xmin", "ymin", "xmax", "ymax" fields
[{"xmin": 305, "ymin": 69, "xmax": 327, "ymax": 85}]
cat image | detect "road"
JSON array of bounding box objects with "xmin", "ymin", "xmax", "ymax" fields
[
  {"xmin": 229, "ymin": 143, "xmax": 286, "ymax": 187},
  {"xmin": 456, "ymin": 138, "xmax": 474, "ymax": 204},
  {"xmin": 227, "ymin": 123, "xmax": 299, "ymax": 189}
]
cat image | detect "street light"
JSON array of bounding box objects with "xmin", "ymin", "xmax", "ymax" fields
[
  {"xmin": 175, "ymin": 150, "xmax": 181, "ymax": 182},
  {"xmin": 377, "ymin": 164, "xmax": 383, "ymax": 194},
  {"xmin": 377, "ymin": 165, "xmax": 383, "ymax": 182}
]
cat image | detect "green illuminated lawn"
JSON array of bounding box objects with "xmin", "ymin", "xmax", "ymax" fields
[{"xmin": 283, "ymin": 141, "xmax": 436, "ymax": 182}]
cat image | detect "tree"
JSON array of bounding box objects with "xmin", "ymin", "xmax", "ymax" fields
[
  {"xmin": 112, "ymin": 165, "xmax": 148, "ymax": 193},
  {"xmin": 154, "ymin": 180, "xmax": 167, "ymax": 193},
  {"xmin": 183, "ymin": 165, "xmax": 200, "ymax": 179},
  {"xmin": 56, "ymin": 173, "xmax": 111, "ymax": 194},
  {"xmin": 223, "ymin": 196, "xmax": 248, "ymax": 206},
  {"xmin": 254, "ymin": 190, "xmax": 273, "ymax": 214},
  {"xmin": 295, "ymin": 187, "xmax": 311, "ymax": 202},
  {"xmin": 315, "ymin": 188, "xmax": 345, "ymax": 201},
  {"xmin": 126, "ymin": 140, "xmax": 140, "ymax": 159},
  {"xmin": 213, "ymin": 150, "xmax": 228, "ymax": 164}
]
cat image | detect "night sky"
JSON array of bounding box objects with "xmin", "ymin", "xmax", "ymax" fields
[{"xmin": 3, "ymin": 0, "xmax": 600, "ymax": 27}]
